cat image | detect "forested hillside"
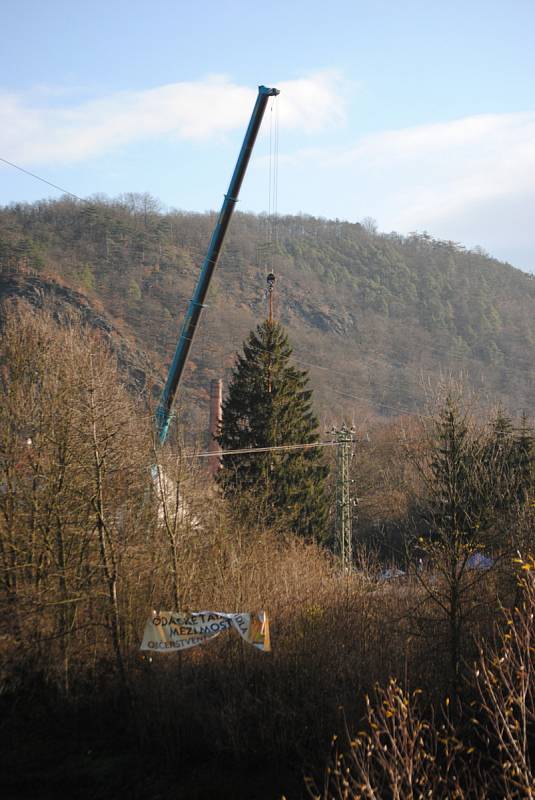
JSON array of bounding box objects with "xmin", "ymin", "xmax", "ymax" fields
[
  {"xmin": 1, "ymin": 304, "xmax": 535, "ymax": 800},
  {"xmin": 1, "ymin": 194, "xmax": 534, "ymax": 431},
  {"xmin": 2, "ymin": 195, "xmax": 535, "ymax": 799}
]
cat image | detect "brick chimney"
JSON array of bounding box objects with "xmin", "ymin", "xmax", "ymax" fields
[{"xmin": 208, "ymin": 378, "xmax": 223, "ymax": 477}]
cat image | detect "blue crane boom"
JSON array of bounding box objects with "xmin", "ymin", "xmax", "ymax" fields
[{"xmin": 155, "ymin": 85, "xmax": 280, "ymax": 444}]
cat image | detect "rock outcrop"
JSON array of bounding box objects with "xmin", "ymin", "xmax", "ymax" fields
[{"xmin": 0, "ymin": 271, "xmax": 156, "ymax": 394}]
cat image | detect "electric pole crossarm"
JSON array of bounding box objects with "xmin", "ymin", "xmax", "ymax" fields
[{"xmin": 156, "ymin": 85, "xmax": 280, "ymax": 444}]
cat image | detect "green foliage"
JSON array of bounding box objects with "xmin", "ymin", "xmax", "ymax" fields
[
  {"xmin": 422, "ymin": 400, "xmax": 534, "ymax": 548},
  {"xmin": 127, "ymin": 279, "xmax": 142, "ymax": 302},
  {"xmin": 217, "ymin": 320, "xmax": 329, "ymax": 539},
  {"xmin": 1, "ymin": 196, "xmax": 535, "ymax": 425},
  {"xmin": 427, "ymin": 398, "xmax": 486, "ymax": 541},
  {"xmin": 513, "ymin": 413, "xmax": 535, "ymax": 499},
  {"xmin": 78, "ymin": 264, "xmax": 95, "ymax": 291},
  {"xmin": 413, "ymin": 398, "xmax": 535, "ymax": 687}
]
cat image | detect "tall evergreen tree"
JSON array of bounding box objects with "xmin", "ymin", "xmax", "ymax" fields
[
  {"xmin": 483, "ymin": 408, "xmax": 517, "ymax": 516},
  {"xmin": 427, "ymin": 397, "xmax": 483, "ymax": 541},
  {"xmin": 217, "ymin": 320, "xmax": 329, "ymax": 539},
  {"xmin": 483, "ymin": 409, "xmax": 534, "ymax": 514}
]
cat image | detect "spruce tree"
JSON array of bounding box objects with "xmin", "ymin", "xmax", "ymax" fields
[
  {"xmin": 217, "ymin": 320, "xmax": 329, "ymax": 539},
  {"xmin": 513, "ymin": 412, "xmax": 535, "ymax": 504},
  {"xmin": 484, "ymin": 408, "xmax": 517, "ymax": 516},
  {"xmin": 427, "ymin": 397, "xmax": 481, "ymax": 540},
  {"xmin": 483, "ymin": 409, "xmax": 534, "ymax": 513}
]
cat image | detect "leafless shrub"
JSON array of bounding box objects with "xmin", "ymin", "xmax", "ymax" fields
[
  {"xmin": 474, "ymin": 557, "xmax": 535, "ymax": 798},
  {"xmin": 308, "ymin": 678, "xmax": 486, "ymax": 800}
]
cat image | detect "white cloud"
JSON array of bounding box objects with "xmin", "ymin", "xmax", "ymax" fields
[
  {"xmin": 276, "ymin": 70, "xmax": 346, "ymax": 131},
  {"xmin": 353, "ymin": 113, "xmax": 535, "ymax": 230},
  {"xmin": 282, "ymin": 111, "xmax": 535, "ymax": 269},
  {"xmin": 0, "ymin": 72, "xmax": 345, "ymax": 165}
]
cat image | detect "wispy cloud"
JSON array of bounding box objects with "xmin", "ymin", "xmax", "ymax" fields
[
  {"xmin": 281, "ymin": 111, "xmax": 535, "ymax": 267},
  {"xmin": 348, "ymin": 112, "xmax": 535, "ymax": 228},
  {"xmin": 0, "ymin": 72, "xmax": 345, "ymax": 165},
  {"xmin": 277, "ymin": 70, "xmax": 346, "ymax": 131}
]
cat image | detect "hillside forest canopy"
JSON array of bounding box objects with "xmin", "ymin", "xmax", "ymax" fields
[{"xmin": 0, "ymin": 194, "xmax": 534, "ymax": 436}]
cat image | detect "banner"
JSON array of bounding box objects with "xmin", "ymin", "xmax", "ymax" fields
[{"xmin": 140, "ymin": 610, "xmax": 270, "ymax": 653}]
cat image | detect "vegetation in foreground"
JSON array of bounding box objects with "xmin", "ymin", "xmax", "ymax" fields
[
  {"xmin": 0, "ymin": 305, "xmax": 535, "ymax": 799},
  {"xmin": 314, "ymin": 561, "xmax": 535, "ymax": 799}
]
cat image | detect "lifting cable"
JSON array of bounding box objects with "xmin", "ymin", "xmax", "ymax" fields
[
  {"xmin": 265, "ymin": 94, "xmax": 280, "ymax": 397},
  {"xmin": 265, "ymin": 94, "xmax": 279, "ymax": 283}
]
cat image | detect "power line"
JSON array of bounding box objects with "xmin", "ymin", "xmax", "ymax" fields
[
  {"xmin": 295, "ymin": 343, "xmax": 535, "ymax": 387},
  {"xmin": 2, "ymin": 152, "xmax": 532, "ymax": 375},
  {"xmin": 2, "ymin": 155, "xmax": 532, "ymax": 409},
  {"xmin": 331, "ymin": 387, "xmax": 435, "ymax": 420},
  {"xmin": 0, "ymin": 157, "xmax": 86, "ymax": 204},
  {"xmin": 190, "ymin": 439, "xmax": 338, "ymax": 459},
  {"xmin": 247, "ymin": 340, "xmax": 526, "ymax": 419},
  {"xmin": 192, "ymin": 340, "xmax": 533, "ymax": 421},
  {"xmin": 197, "ymin": 326, "xmax": 535, "ymax": 392}
]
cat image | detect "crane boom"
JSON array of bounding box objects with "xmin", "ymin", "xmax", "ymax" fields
[{"xmin": 155, "ymin": 84, "xmax": 280, "ymax": 444}]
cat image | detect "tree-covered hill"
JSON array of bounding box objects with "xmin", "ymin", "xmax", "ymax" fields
[{"xmin": 1, "ymin": 194, "xmax": 534, "ymax": 431}]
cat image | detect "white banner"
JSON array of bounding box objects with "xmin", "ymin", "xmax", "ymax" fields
[{"xmin": 140, "ymin": 610, "xmax": 270, "ymax": 653}]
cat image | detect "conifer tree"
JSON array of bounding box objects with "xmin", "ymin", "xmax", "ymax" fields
[
  {"xmin": 427, "ymin": 397, "xmax": 483, "ymax": 540},
  {"xmin": 483, "ymin": 408, "xmax": 517, "ymax": 516},
  {"xmin": 483, "ymin": 409, "xmax": 534, "ymax": 513},
  {"xmin": 415, "ymin": 399, "xmax": 534, "ymax": 688},
  {"xmin": 217, "ymin": 320, "xmax": 329, "ymax": 539},
  {"xmin": 513, "ymin": 412, "xmax": 535, "ymax": 504},
  {"xmin": 416, "ymin": 398, "xmax": 491, "ymax": 689}
]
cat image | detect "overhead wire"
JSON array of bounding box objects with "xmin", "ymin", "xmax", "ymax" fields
[
  {"xmin": 188, "ymin": 347, "xmax": 430, "ymax": 422},
  {"xmin": 0, "ymin": 156, "xmax": 86, "ymax": 204},
  {"xmin": 273, "ymin": 94, "xmax": 279, "ymax": 259},
  {"xmin": 295, "ymin": 355, "xmax": 530, "ymax": 418},
  {"xmin": 354, "ymin": 331, "xmax": 535, "ymax": 374},
  {"xmin": 198, "ymin": 317, "xmax": 535, "ymax": 394},
  {"xmin": 2, "ymin": 123, "xmax": 532, "ymax": 419},
  {"xmin": 192, "ymin": 345, "xmax": 533, "ymax": 429},
  {"xmin": 192, "ymin": 333, "xmax": 533, "ymax": 417},
  {"xmin": 330, "ymin": 387, "xmax": 435, "ymax": 420},
  {"xmin": 191, "ymin": 439, "xmax": 338, "ymax": 459},
  {"xmin": 267, "ymin": 99, "xmax": 273, "ymax": 261},
  {"xmin": 3, "ymin": 151, "xmax": 532, "ymax": 365},
  {"xmin": 3, "ymin": 147, "xmax": 533, "ymax": 337}
]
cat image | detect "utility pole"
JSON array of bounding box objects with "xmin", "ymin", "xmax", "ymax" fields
[{"xmin": 332, "ymin": 425, "xmax": 355, "ymax": 572}]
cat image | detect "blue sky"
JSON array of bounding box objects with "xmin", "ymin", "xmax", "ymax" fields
[{"xmin": 2, "ymin": 0, "xmax": 535, "ymax": 271}]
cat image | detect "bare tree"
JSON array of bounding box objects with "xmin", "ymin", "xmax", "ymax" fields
[{"xmin": 475, "ymin": 557, "xmax": 535, "ymax": 798}]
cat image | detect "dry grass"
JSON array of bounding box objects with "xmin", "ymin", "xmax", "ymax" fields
[{"xmin": 0, "ymin": 306, "xmax": 529, "ymax": 799}]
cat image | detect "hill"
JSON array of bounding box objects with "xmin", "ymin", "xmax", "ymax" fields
[
  {"xmin": 0, "ymin": 271, "xmax": 155, "ymax": 394},
  {"xmin": 1, "ymin": 195, "xmax": 534, "ymax": 432}
]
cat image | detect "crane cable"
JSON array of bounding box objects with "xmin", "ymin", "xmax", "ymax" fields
[
  {"xmin": 0, "ymin": 156, "xmax": 86, "ymax": 203},
  {"xmin": 267, "ymin": 95, "xmax": 279, "ymax": 270},
  {"xmin": 265, "ymin": 95, "xmax": 280, "ymax": 395},
  {"xmin": 265, "ymin": 95, "xmax": 279, "ymax": 289}
]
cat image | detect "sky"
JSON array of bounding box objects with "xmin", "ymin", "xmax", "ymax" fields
[{"xmin": 1, "ymin": 0, "xmax": 535, "ymax": 272}]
